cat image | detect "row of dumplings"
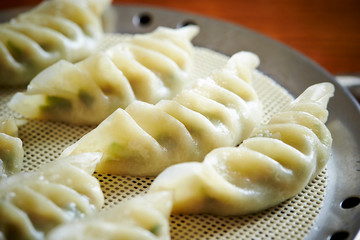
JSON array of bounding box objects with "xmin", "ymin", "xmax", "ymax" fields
[
  {"xmin": 0, "ymin": 79, "xmax": 334, "ymax": 239},
  {"xmin": 0, "ymin": 0, "xmax": 334, "ymax": 239},
  {"xmin": 0, "ymin": 151, "xmax": 172, "ymax": 240}
]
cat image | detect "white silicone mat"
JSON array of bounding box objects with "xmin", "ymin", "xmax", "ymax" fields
[{"xmin": 0, "ymin": 33, "xmax": 327, "ymax": 240}]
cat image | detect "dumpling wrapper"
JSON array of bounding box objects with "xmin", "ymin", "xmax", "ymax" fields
[
  {"xmin": 149, "ymin": 82, "xmax": 334, "ymax": 216},
  {"xmin": 0, "ymin": 152, "xmax": 104, "ymax": 239},
  {"xmin": 8, "ymin": 26, "xmax": 199, "ymax": 125},
  {"xmin": 61, "ymin": 51, "xmax": 263, "ymax": 176},
  {"xmin": 0, "ymin": 0, "xmax": 111, "ymax": 86}
]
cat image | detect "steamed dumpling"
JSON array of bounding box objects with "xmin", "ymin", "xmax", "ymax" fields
[
  {"xmin": 149, "ymin": 83, "xmax": 334, "ymax": 216},
  {"xmin": 0, "ymin": 153, "xmax": 104, "ymax": 239},
  {"xmin": 0, "ymin": 0, "xmax": 111, "ymax": 86},
  {"xmin": 61, "ymin": 51, "xmax": 262, "ymax": 176},
  {"xmin": 8, "ymin": 26, "xmax": 199, "ymax": 125},
  {"xmin": 0, "ymin": 117, "xmax": 24, "ymax": 179},
  {"xmin": 47, "ymin": 191, "xmax": 173, "ymax": 240}
]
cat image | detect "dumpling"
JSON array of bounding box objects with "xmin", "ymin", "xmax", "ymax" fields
[
  {"xmin": 149, "ymin": 82, "xmax": 334, "ymax": 216},
  {"xmin": 0, "ymin": 0, "xmax": 111, "ymax": 86},
  {"xmin": 8, "ymin": 26, "xmax": 199, "ymax": 125},
  {"xmin": 47, "ymin": 191, "xmax": 173, "ymax": 240},
  {"xmin": 0, "ymin": 117, "xmax": 24, "ymax": 179},
  {"xmin": 0, "ymin": 152, "xmax": 104, "ymax": 239},
  {"xmin": 61, "ymin": 51, "xmax": 262, "ymax": 176}
]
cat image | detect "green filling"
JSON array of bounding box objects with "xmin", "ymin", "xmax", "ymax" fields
[
  {"xmin": 149, "ymin": 224, "xmax": 161, "ymax": 236},
  {"xmin": 107, "ymin": 142, "xmax": 151, "ymax": 167},
  {"xmin": 40, "ymin": 96, "xmax": 72, "ymax": 114},
  {"xmin": 7, "ymin": 41, "xmax": 38, "ymax": 75},
  {"xmin": 108, "ymin": 142, "xmax": 131, "ymax": 160},
  {"xmin": 78, "ymin": 89, "xmax": 94, "ymax": 108},
  {"xmin": 7, "ymin": 41, "xmax": 23, "ymax": 62}
]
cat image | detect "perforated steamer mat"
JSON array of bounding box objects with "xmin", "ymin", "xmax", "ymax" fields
[{"xmin": 1, "ymin": 4, "xmax": 360, "ymax": 240}]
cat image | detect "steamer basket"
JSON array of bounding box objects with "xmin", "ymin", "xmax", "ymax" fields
[{"xmin": 1, "ymin": 4, "xmax": 359, "ymax": 240}]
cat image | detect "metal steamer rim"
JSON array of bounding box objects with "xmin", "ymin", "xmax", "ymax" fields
[{"xmin": 0, "ymin": 4, "xmax": 359, "ymax": 240}]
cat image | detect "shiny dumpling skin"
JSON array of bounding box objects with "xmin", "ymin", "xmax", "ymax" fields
[
  {"xmin": 61, "ymin": 51, "xmax": 262, "ymax": 176},
  {"xmin": 8, "ymin": 26, "xmax": 199, "ymax": 125},
  {"xmin": 149, "ymin": 82, "xmax": 334, "ymax": 216},
  {"xmin": 0, "ymin": 0, "xmax": 111, "ymax": 86},
  {"xmin": 0, "ymin": 153, "xmax": 104, "ymax": 240},
  {"xmin": 0, "ymin": 117, "xmax": 24, "ymax": 179},
  {"xmin": 47, "ymin": 191, "xmax": 173, "ymax": 240}
]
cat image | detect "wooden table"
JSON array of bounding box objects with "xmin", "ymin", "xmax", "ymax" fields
[{"xmin": 1, "ymin": 0, "xmax": 359, "ymax": 75}]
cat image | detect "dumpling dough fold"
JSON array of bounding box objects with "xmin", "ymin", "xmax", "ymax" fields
[
  {"xmin": 149, "ymin": 82, "xmax": 334, "ymax": 216},
  {"xmin": 8, "ymin": 26, "xmax": 199, "ymax": 125},
  {"xmin": 0, "ymin": 152, "xmax": 104, "ymax": 239},
  {"xmin": 61, "ymin": 51, "xmax": 262, "ymax": 176},
  {"xmin": 0, "ymin": 0, "xmax": 111, "ymax": 86}
]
